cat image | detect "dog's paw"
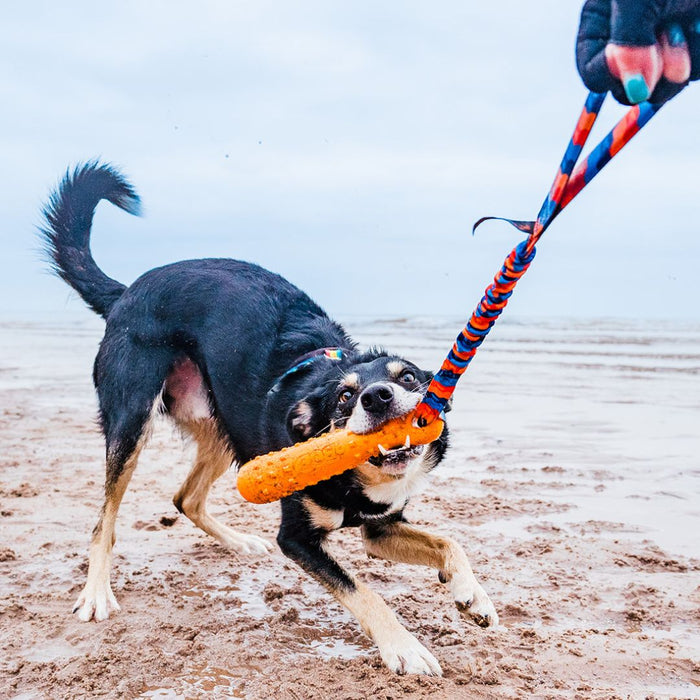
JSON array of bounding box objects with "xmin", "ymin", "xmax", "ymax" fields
[
  {"xmin": 72, "ymin": 581, "xmax": 120, "ymax": 622},
  {"xmin": 455, "ymin": 592, "xmax": 499, "ymax": 628},
  {"xmin": 441, "ymin": 571, "xmax": 499, "ymax": 628},
  {"xmin": 378, "ymin": 631, "xmax": 443, "ymax": 676},
  {"xmin": 220, "ymin": 531, "xmax": 273, "ymax": 556}
]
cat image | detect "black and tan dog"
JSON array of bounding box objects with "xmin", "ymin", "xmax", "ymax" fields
[{"xmin": 40, "ymin": 162, "xmax": 498, "ymax": 676}]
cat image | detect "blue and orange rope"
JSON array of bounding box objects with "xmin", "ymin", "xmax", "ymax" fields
[
  {"xmin": 237, "ymin": 89, "xmax": 667, "ymax": 503},
  {"xmin": 414, "ymin": 92, "xmax": 662, "ymax": 426}
]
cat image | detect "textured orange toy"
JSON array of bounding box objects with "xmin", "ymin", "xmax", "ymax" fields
[{"xmin": 237, "ymin": 412, "xmax": 444, "ymax": 504}]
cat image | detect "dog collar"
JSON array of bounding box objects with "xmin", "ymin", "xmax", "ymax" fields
[{"xmin": 267, "ymin": 347, "xmax": 344, "ymax": 395}]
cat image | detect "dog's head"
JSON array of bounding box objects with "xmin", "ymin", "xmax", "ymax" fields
[{"xmin": 286, "ymin": 350, "xmax": 448, "ymax": 479}]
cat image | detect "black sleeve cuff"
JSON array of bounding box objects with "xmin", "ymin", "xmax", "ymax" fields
[{"xmin": 610, "ymin": 0, "xmax": 663, "ymax": 45}]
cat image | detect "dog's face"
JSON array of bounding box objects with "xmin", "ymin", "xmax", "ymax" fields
[{"xmin": 287, "ymin": 353, "xmax": 446, "ymax": 479}]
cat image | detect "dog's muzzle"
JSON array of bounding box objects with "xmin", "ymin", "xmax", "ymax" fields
[{"xmin": 359, "ymin": 383, "xmax": 395, "ymax": 415}]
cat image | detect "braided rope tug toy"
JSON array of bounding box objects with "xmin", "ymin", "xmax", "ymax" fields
[{"xmin": 237, "ymin": 91, "xmax": 662, "ymax": 504}]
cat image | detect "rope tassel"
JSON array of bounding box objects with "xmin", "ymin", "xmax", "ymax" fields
[{"xmin": 415, "ymin": 91, "xmax": 662, "ymax": 425}]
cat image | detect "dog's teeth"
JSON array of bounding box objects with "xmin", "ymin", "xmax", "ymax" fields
[
  {"xmin": 377, "ymin": 444, "xmax": 388, "ymax": 456},
  {"xmin": 404, "ymin": 435, "xmax": 411, "ymax": 448}
]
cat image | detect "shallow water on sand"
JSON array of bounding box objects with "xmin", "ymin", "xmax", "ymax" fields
[
  {"xmin": 1, "ymin": 315, "xmax": 699, "ymax": 698},
  {"xmin": 2, "ymin": 314, "xmax": 698, "ymax": 560},
  {"xmin": 346, "ymin": 316, "xmax": 700, "ymax": 560}
]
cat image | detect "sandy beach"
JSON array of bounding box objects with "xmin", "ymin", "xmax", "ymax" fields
[{"xmin": 1, "ymin": 315, "xmax": 698, "ymax": 699}]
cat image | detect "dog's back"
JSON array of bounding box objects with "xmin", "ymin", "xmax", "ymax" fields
[{"xmin": 39, "ymin": 162, "xmax": 349, "ymax": 459}]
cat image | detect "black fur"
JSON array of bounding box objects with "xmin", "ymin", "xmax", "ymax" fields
[
  {"xmin": 40, "ymin": 161, "xmax": 449, "ymax": 601},
  {"xmin": 274, "ymin": 355, "xmax": 448, "ymax": 591},
  {"xmin": 39, "ymin": 161, "xmax": 140, "ymax": 318}
]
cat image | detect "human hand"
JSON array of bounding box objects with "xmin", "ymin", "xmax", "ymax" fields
[{"xmin": 577, "ymin": 0, "xmax": 700, "ymax": 104}]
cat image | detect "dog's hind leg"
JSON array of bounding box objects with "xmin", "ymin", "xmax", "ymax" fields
[
  {"xmin": 73, "ymin": 442, "xmax": 144, "ymax": 621},
  {"xmin": 173, "ymin": 418, "xmax": 272, "ymax": 555},
  {"xmin": 361, "ymin": 521, "xmax": 499, "ymax": 628},
  {"xmin": 73, "ymin": 340, "xmax": 171, "ymax": 622}
]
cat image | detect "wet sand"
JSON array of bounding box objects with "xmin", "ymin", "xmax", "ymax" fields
[{"xmin": 1, "ymin": 316, "xmax": 699, "ymax": 699}]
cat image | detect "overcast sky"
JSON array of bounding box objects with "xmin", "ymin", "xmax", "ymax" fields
[{"xmin": 1, "ymin": 1, "xmax": 698, "ymax": 323}]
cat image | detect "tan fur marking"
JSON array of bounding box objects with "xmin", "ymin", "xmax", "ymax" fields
[
  {"xmin": 174, "ymin": 419, "xmax": 235, "ymax": 537},
  {"xmin": 74, "ymin": 443, "xmax": 144, "ymax": 621},
  {"xmin": 98, "ymin": 448, "xmax": 141, "ymax": 550},
  {"xmin": 341, "ymin": 372, "xmax": 360, "ymax": 390},
  {"xmin": 175, "ymin": 418, "xmax": 272, "ymax": 554},
  {"xmin": 290, "ymin": 401, "xmax": 313, "ymax": 438},
  {"xmin": 386, "ymin": 361, "xmax": 406, "ymax": 379},
  {"xmin": 355, "ymin": 461, "xmax": 398, "ymax": 487},
  {"xmin": 360, "ymin": 521, "xmax": 498, "ymax": 628},
  {"xmin": 336, "ymin": 580, "xmax": 405, "ymax": 642},
  {"xmin": 354, "ymin": 453, "xmax": 430, "ymax": 509},
  {"xmin": 336, "ymin": 580, "xmax": 442, "ymax": 675},
  {"xmin": 362, "ymin": 521, "xmax": 467, "ymax": 572},
  {"xmin": 302, "ymin": 496, "xmax": 344, "ymax": 531}
]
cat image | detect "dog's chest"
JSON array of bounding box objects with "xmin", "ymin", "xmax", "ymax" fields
[
  {"xmin": 304, "ymin": 464, "xmax": 429, "ymax": 531},
  {"xmin": 345, "ymin": 471, "xmax": 429, "ymax": 528},
  {"xmin": 361, "ymin": 470, "xmax": 428, "ymax": 510},
  {"xmin": 353, "ymin": 462, "xmax": 429, "ymax": 515}
]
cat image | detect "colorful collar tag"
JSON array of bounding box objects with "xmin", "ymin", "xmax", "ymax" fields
[{"xmin": 268, "ymin": 347, "xmax": 344, "ymax": 395}]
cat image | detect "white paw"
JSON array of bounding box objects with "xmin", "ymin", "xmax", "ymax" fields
[
  {"xmin": 72, "ymin": 580, "xmax": 120, "ymax": 622},
  {"xmin": 220, "ymin": 531, "xmax": 273, "ymax": 555},
  {"xmin": 446, "ymin": 573, "xmax": 499, "ymax": 628},
  {"xmin": 378, "ymin": 630, "xmax": 443, "ymax": 676}
]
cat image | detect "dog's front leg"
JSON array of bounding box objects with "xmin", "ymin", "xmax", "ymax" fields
[
  {"xmin": 362, "ymin": 521, "xmax": 499, "ymax": 628},
  {"xmin": 277, "ymin": 501, "xmax": 442, "ymax": 676},
  {"xmin": 337, "ymin": 579, "xmax": 442, "ymax": 676}
]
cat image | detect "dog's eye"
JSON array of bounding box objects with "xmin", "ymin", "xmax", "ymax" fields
[
  {"xmin": 399, "ymin": 371, "xmax": 416, "ymax": 383},
  {"xmin": 338, "ymin": 389, "xmax": 354, "ymax": 404}
]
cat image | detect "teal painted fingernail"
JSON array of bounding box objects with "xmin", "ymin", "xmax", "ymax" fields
[
  {"xmin": 623, "ymin": 73, "xmax": 650, "ymax": 103},
  {"xmin": 693, "ymin": 19, "xmax": 700, "ymax": 34},
  {"xmin": 667, "ymin": 23, "xmax": 686, "ymax": 46}
]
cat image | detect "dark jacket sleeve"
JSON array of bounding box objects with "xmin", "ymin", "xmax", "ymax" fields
[
  {"xmin": 611, "ymin": 0, "xmax": 700, "ymax": 44},
  {"xmin": 610, "ymin": 0, "xmax": 664, "ymax": 45}
]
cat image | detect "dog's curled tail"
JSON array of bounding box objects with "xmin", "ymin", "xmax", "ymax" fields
[{"xmin": 39, "ymin": 161, "xmax": 141, "ymax": 319}]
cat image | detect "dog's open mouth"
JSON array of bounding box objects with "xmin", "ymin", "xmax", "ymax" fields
[{"xmin": 368, "ymin": 437, "xmax": 425, "ymax": 475}]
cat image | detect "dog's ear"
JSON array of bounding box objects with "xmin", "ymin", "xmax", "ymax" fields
[{"xmin": 286, "ymin": 390, "xmax": 327, "ymax": 442}]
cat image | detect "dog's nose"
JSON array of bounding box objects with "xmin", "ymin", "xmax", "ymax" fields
[{"xmin": 360, "ymin": 384, "xmax": 394, "ymax": 414}]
